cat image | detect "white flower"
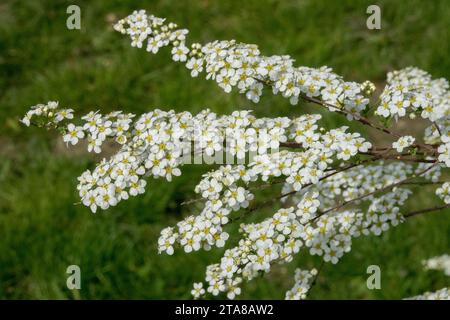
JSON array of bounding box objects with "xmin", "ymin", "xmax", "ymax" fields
[
  {"xmin": 186, "ymin": 58, "xmax": 203, "ymax": 77},
  {"xmin": 392, "ymin": 135, "xmax": 415, "ymax": 152},
  {"xmin": 191, "ymin": 282, "xmax": 205, "ymax": 299},
  {"xmin": 171, "ymin": 45, "xmax": 189, "ymax": 62},
  {"xmin": 436, "ymin": 182, "xmax": 450, "ymax": 204},
  {"xmin": 146, "ymin": 35, "xmax": 164, "ymax": 53},
  {"xmin": 63, "ymin": 123, "xmax": 85, "ymax": 145}
]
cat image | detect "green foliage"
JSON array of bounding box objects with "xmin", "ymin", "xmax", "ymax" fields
[{"xmin": 0, "ymin": 0, "xmax": 449, "ymax": 299}]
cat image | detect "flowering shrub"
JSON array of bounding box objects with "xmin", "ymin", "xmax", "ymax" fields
[{"xmin": 22, "ymin": 10, "xmax": 449, "ymax": 300}]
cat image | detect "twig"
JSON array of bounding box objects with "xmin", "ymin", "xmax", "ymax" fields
[
  {"xmin": 254, "ymin": 77, "xmax": 438, "ymax": 156},
  {"xmin": 433, "ymin": 121, "xmax": 442, "ymax": 136},
  {"xmin": 404, "ymin": 203, "xmax": 450, "ymax": 218},
  {"xmin": 309, "ymin": 261, "xmax": 325, "ymax": 290}
]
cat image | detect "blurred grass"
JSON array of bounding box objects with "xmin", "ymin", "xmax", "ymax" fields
[{"xmin": 0, "ymin": 0, "xmax": 449, "ymax": 299}]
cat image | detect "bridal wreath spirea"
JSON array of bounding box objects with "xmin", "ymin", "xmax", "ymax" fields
[{"xmin": 22, "ymin": 10, "xmax": 449, "ymax": 300}]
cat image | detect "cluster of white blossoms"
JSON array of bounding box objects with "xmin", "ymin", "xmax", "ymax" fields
[
  {"xmin": 114, "ymin": 10, "xmax": 450, "ymax": 169},
  {"xmin": 392, "ymin": 135, "xmax": 415, "ymax": 153},
  {"xmin": 424, "ymin": 118, "xmax": 450, "ymax": 167},
  {"xmin": 405, "ymin": 287, "xmax": 450, "ymax": 300},
  {"xmin": 113, "ymin": 10, "xmax": 190, "ymax": 58},
  {"xmin": 378, "ymin": 68, "xmax": 450, "ymax": 167},
  {"xmin": 158, "ymin": 124, "xmax": 372, "ymax": 256},
  {"xmin": 285, "ymin": 268, "xmax": 317, "ymax": 300},
  {"xmin": 22, "ymin": 102, "xmax": 373, "ymax": 214},
  {"xmin": 114, "ymin": 11, "xmax": 373, "ymax": 119},
  {"xmin": 21, "ymin": 101, "xmax": 73, "ymax": 127},
  {"xmin": 21, "ymin": 10, "xmax": 450, "ymax": 300},
  {"xmin": 282, "ymin": 161, "xmax": 439, "ymax": 210},
  {"xmin": 191, "ymin": 184, "xmax": 412, "ymax": 299},
  {"xmin": 375, "ymin": 67, "xmax": 450, "ymax": 121},
  {"xmin": 21, "ymin": 101, "xmax": 136, "ymax": 153},
  {"xmin": 193, "ymin": 194, "xmax": 321, "ymax": 299},
  {"xmin": 423, "ymin": 254, "xmax": 450, "ymax": 276}
]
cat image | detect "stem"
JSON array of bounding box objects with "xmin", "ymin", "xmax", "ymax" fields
[
  {"xmin": 404, "ymin": 203, "xmax": 450, "ymax": 218},
  {"xmin": 280, "ymin": 141, "xmax": 435, "ymax": 163},
  {"xmin": 308, "ymin": 260, "xmax": 325, "ymax": 296},
  {"xmin": 255, "ymin": 77, "xmax": 438, "ymax": 156},
  {"xmin": 433, "ymin": 121, "xmax": 442, "ymax": 136}
]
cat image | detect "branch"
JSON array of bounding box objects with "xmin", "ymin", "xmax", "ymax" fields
[
  {"xmin": 280, "ymin": 141, "xmax": 435, "ymax": 163},
  {"xmin": 404, "ymin": 203, "xmax": 450, "ymax": 218},
  {"xmin": 307, "ymin": 261, "xmax": 325, "ymax": 296},
  {"xmin": 256, "ymin": 78, "xmax": 438, "ymax": 156}
]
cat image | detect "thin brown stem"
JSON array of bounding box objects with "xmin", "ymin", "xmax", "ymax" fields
[
  {"xmin": 254, "ymin": 77, "xmax": 438, "ymax": 156},
  {"xmin": 308, "ymin": 260, "xmax": 325, "ymax": 295},
  {"xmin": 404, "ymin": 203, "xmax": 450, "ymax": 218}
]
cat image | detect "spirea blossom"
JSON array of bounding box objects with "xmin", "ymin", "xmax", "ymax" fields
[
  {"xmin": 436, "ymin": 182, "xmax": 450, "ymax": 204},
  {"xmin": 392, "ymin": 135, "xmax": 415, "ymax": 153}
]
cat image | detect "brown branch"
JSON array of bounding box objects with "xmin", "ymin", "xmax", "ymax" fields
[
  {"xmin": 433, "ymin": 121, "xmax": 443, "ymax": 136},
  {"xmin": 307, "ymin": 260, "xmax": 325, "ymax": 296},
  {"xmin": 359, "ymin": 152, "xmax": 436, "ymax": 163},
  {"xmin": 254, "ymin": 77, "xmax": 438, "ymax": 156},
  {"xmin": 402, "ymin": 181, "xmax": 448, "ymax": 186},
  {"xmin": 280, "ymin": 142, "xmax": 436, "ymax": 163},
  {"xmin": 404, "ymin": 203, "xmax": 450, "ymax": 218}
]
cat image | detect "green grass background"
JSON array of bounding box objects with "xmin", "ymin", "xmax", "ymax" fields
[{"xmin": 0, "ymin": 0, "xmax": 449, "ymax": 299}]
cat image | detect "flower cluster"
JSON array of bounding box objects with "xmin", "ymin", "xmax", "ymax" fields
[
  {"xmin": 115, "ymin": 10, "xmax": 373, "ymax": 120},
  {"xmin": 21, "ymin": 102, "xmax": 136, "ymax": 153},
  {"xmin": 21, "ymin": 101, "xmax": 73, "ymax": 127},
  {"xmin": 423, "ymin": 254, "xmax": 450, "ymax": 276},
  {"xmin": 26, "ymin": 103, "xmax": 369, "ymax": 213},
  {"xmin": 192, "ymin": 194, "xmax": 320, "ymax": 299},
  {"xmin": 115, "ymin": 10, "xmax": 450, "ymax": 169},
  {"xmin": 405, "ymin": 287, "xmax": 449, "ymax": 300},
  {"xmin": 190, "ymin": 181, "xmax": 413, "ymax": 299},
  {"xmin": 113, "ymin": 9, "xmax": 189, "ymax": 56},
  {"xmin": 158, "ymin": 124, "xmax": 372, "ymax": 256},
  {"xmin": 285, "ymin": 268, "xmax": 317, "ymax": 300},
  {"xmin": 197, "ymin": 41, "xmax": 371, "ymax": 120},
  {"xmin": 375, "ymin": 67, "xmax": 450, "ymax": 121},
  {"xmin": 282, "ymin": 161, "xmax": 418, "ymax": 210}
]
